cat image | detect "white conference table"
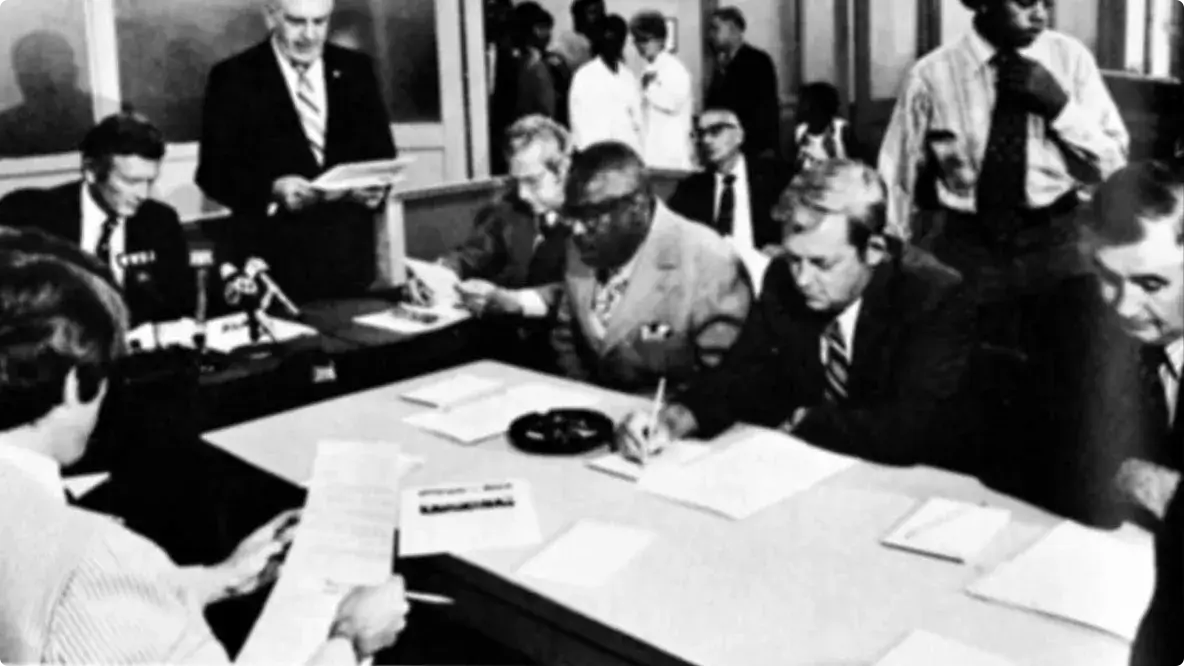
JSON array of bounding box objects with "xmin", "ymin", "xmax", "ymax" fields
[{"xmin": 206, "ymin": 360, "xmax": 1144, "ymax": 666}]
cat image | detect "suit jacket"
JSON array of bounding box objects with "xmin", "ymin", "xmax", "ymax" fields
[
  {"xmin": 0, "ymin": 463, "xmax": 228, "ymax": 664},
  {"xmin": 665, "ymin": 157, "xmax": 791, "ymax": 249},
  {"xmin": 678, "ymin": 240, "xmax": 975, "ymax": 464},
  {"xmin": 551, "ymin": 202, "xmax": 752, "ymax": 394},
  {"xmin": 705, "ymin": 44, "xmax": 781, "ymax": 158},
  {"xmin": 196, "ymin": 41, "xmax": 397, "ymax": 302},
  {"xmin": 0, "ymin": 182, "xmax": 196, "ymax": 324},
  {"xmin": 441, "ymin": 193, "xmax": 567, "ymax": 289}
]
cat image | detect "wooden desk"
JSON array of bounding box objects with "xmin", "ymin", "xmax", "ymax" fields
[{"xmin": 206, "ymin": 361, "xmax": 1141, "ymax": 666}]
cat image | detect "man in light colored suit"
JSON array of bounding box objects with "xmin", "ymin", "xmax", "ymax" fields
[
  {"xmin": 0, "ymin": 227, "xmax": 407, "ymax": 665},
  {"xmin": 551, "ymin": 141, "xmax": 752, "ymax": 394}
]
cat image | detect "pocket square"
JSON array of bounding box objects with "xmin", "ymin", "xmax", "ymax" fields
[{"xmin": 640, "ymin": 322, "xmax": 673, "ymax": 341}]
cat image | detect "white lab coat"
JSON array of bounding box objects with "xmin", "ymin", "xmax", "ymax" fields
[
  {"xmin": 568, "ymin": 57, "xmax": 643, "ymax": 153},
  {"xmin": 639, "ymin": 51, "xmax": 694, "ymax": 170}
]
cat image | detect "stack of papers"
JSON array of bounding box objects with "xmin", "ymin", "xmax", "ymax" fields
[
  {"xmin": 399, "ymin": 479, "xmax": 542, "ymax": 557},
  {"xmin": 966, "ymin": 520, "xmax": 1156, "ymax": 641},
  {"xmin": 236, "ymin": 440, "xmax": 421, "ymax": 665},
  {"xmin": 518, "ymin": 520, "xmax": 654, "ymax": 587},
  {"xmin": 311, "ymin": 157, "xmax": 411, "ymax": 192},
  {"xmin": 586, "ymin": 441, "xmax": 713, "ymax": 482},
  {"xmin": 881, "ymin": 498, "xmax": 1011, "ymax": 563},
  {"xmin": 639, "ymin": 430, "xmax": 857, "ymax": 520},
  {"xmin": 400, "ymin": 373, "xmax": 504, "ymax": 408},
  {"xmin": 875, "ymin": 631, "xmax": 1015, "ymax": 666},
  {"xmin": 404, "ymin": 382, "xmax": 601, "ymax": 444}
]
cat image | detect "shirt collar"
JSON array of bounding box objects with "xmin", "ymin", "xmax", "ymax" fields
[
  {"xmin": 963, "ymin": 27, "xmax": 1053, "ymax": 74},
  {"xmin": 1165, "ymin": 337, "xmax": 1184, "ymax": 381},
  {"xmin": 0, "ymin": 444, "xmax": 63, "ymax": 501},
  {"xmin": 271, "ymin": 37, "xmax": 324, "ymax": 83},
  {"xmin": 80, "ymin": 182, "xmax": 118, "ymax": 225},
  {"xmin": 715, "ymin": 154, "xmax": 747, "ymax": 181}
]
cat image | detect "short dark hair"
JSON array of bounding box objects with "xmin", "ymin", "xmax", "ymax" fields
[
  {"xmin": 571, "ymin": 0, "xmax": 605, "ymax": 18},
  {"xmin": 800, "ymin": 81, "xmax": 842, "ymax": 119},
  {"xmin": 1087, "ymin": 160, "xmax": 1184, "ymax": 246},
  {"xmin": 0, "ymin": 227, "xmax": 128, "ymax": 431},
  {"xmin": 80, "ymin": 112, "xmax": 166, "ymax": 177},
  {"xmin": 629, "ymin": 11, "xmax": 667, "ymax": 42},
  {"xmin": 773, "ymin": 159, "xmax": 888, "ymax": 252},
  {"xmin": 712, "ymin": 6, "xmax": 747, "ymax": 31},
  {"xmin": 565, "ymin": 141, "xmax": 649, "ymax": 199}
]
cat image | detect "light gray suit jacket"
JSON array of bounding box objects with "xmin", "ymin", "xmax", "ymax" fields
[{"xmin": 551, "ymin": 201, "xmax": 753, "ymax": 394}]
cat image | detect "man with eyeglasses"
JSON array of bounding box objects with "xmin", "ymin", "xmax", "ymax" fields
[
  {"xmin": 668, "ymin": 108, "xmax": 791, "ymax": 291},
  {"xmin": 550, "ymin": 141, "xmax": 752, "ymax": 394}
]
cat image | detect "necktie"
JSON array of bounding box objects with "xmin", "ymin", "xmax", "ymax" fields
[
  {"xmin": 94, "ymin": 216, "xmax": 118, "ymax": 267},
  {"xmin": 1141, "ymin": 346, "xmax": 1171, "ymax": 431},
  {"xmin": 591, "ymin": 268, "xmax": 625, "ymax": 328},
  {"xmin": 976, "ymin": 50, "xmax": 1028, "ymax": 243},
  {"xmin": 823, "ymin": 320, "xmax": 849, "ymax": 404},
  {"xmin": 294, "ymin": 63, "xmax": 326, "ymax": 165},
  {"xmin": 716, "ymin": 174, "xmax": 736, "ymax": 236}
]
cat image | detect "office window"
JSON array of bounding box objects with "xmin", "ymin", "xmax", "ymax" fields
[
  {"xmin": 1124, "ymin": 0, "xmax": 1182, "ymax": 79},
  {"xmin": 0, "ymin": 0, "xmax": 94, "ymax": 157}
]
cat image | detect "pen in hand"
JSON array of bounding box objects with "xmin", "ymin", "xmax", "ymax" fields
[{"xmin": 642, "ymin": 377, "xmax": 666, "ymax": 468}]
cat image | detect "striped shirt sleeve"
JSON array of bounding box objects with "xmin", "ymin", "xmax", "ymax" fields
[{"xmin": 44, "ymin": 524, "xmax": 231, "ymax": 665}]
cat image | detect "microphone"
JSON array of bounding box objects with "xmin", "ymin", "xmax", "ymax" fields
[
  {"xmin": 190, "ymin": 246, "xmax": 215, "ymax": 354},
  {"xmin": 118, "ymin": 251, "xmax": 164, "ymax": 349},
  {"xmin": 221, "ymin": 263, "xmax": 244, "ymax": 307},
  {"xmin": 244, "ymin": 256, "xmax": 301, "ymax": 318}
]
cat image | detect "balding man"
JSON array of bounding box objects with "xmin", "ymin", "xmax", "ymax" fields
[
  {"xmin": 197, "ymin": 0, "xmax": 397, "ymax": 303},
  {"xmin": 551, "ymin": 141, "xmax": 752, "ymax": 394}
]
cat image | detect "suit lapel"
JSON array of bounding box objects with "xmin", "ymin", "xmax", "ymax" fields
[
  {"xmin": 56, "ymin": 182, "xmax": 85, "ymax": 244},
  {"xmin": 601, "ymin": 206, "xmax": 680, "ymax": 351},
  {"xmin": 257, "ymin": 42, "xmax": 321, "ymax": 173},
  {"xmin": 849, "ymin": 256, "xmax": 898, "ymax": 394},
  {"xmin": 322, "ymin": 48, "xmax": 346, "ymax": 167}
]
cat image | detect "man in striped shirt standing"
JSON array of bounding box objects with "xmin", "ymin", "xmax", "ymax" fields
[{"xmin": 878, "ymin": 0, "xmax": 1128, "ymax": 352}]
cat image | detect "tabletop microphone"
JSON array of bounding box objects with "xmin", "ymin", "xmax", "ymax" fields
[
  {"xmin": 190, "ymin": 247, "xmax": 215, "ymax": 354},
  {"xmin": 245, "ymin": 256, "xmax": 301, "ymax": 318},
  {"xmin": 118, "ymin": 251, "xmax": 165, "ymax": 349},
  {"xmin": 221, "ymin": 263, "xmax": 245, "ymax": 307}
]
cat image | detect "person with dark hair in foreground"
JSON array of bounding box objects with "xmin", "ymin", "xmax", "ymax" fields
[
  {"xmin": 0, "ymin": 112, "xmax": 195, "ymax": 324},
  {"xmin": 0, "ymin": 227, "xmax": 409, "ymax": 665},
  {"xmin": 621, "ymin": 160, "xmax": 975, "ymax": 466},
  {"xmin": 550, "ymin": 141, "xmax": 752, "ymax": 394}
]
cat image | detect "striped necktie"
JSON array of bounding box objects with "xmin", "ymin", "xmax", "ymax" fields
[
  {"xmin": 823, "ymin": 320, "xmax": 849, "ymax": 404},
  {"xmin": 293, "ymin": 63, "xmax": 326, "ymax": 165}
]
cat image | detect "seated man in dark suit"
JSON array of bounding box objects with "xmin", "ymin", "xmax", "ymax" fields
[
  {"xmin": 197, "ymin": 0, "xmax": 397, "ymax": 304},
  {"xmin": 621, "ymin": 159, "xmax": 975, "ymax": 465},
  {"xmin": 667, "ymin": 107, "xmax": 790, "ymax": 290},
  {"xmin": 0, "ymin": 112, "xmax": 195, "ymax": 324},
  {"xmin": 550, "ymin": 141, "xmax": 752, "ymax": 394}
]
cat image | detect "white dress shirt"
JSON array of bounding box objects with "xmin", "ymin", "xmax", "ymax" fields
[
  {"xmin": 640, "ymin": 51, "xmax": 694, "ymax": 170},
  {"xmin": 271, "ymin": 39, "xmax": 328, "ymax": 146},
  {"xmin": 79, "ymin": 183, "xmax": 125, "ymax": 285},
  {"xmin": 569, "ymin": 58, "xmax": 643, "ymax": 153},
  {"xmin": 820, "ymin": 298, "xmax": 863, "ymax": 367},
  {"xmin": 1163, "ymin": 337, "xmax": 1182, "ymax": 426},
  {"xmin": 878, "ymin": 28, "xmax": 1129, "ymax": 238},
  {"xmin": 713, "ymin": 155, "xmax": 770, "ymax": 292},
  {"xmin": 0, "ymin": 444, "xmax": 63, "ymax": 501}
]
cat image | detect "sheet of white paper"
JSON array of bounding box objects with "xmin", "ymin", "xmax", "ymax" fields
[
  {"xmin": 200, "ymin": 311, "xmax": 318, "ymax": 353},
  {"xmin": 518, "ymin": 520, "xmax": 653, "ymax": 587},
  {"xmin": 586, "ymin": 441, "xmax": 713, "ymax": 482},
  {"xmin": 881, "ymin": 498, "xmax": 1011, "ymax": 563},
  {"xmin": 62, "ymin": 471, "xmax": 111, "ymax": 499},
  {"xmin": 126, "ymin": 318, "xmax": 200, "ymax": 350},
  {"xmin": 966, "ymin": 521, "xmax": 1156, "ymax": 641},
  {"xmin": 405, "ymin": 257, "xmax": 463, "ymax": 309},
  {"xmin": 399, "ymin": 478, "xmax": 542, "ymax": 557},
  {"xmin": 400, "ymin": 373, "xmax": 504, "ymax": 408},
  {"xmin": 404, "ymin": 382, "xmax": 601, "ymax": 444},
  {"xmin": 311, "ymin": 157, "xmax": 412, "ymax": 192},
  {"xmin": 875, "ymin": 631, "xmax": 1015, "ymax": 666},
  {"xmin": 237, "ymin": 441, "xmax": 420, "ymax": 665},
  {"xmin": 639, "ymin": 430, "xmax": 857, "ymax": 520},
  {"xmin": 353, "ymin": 303, "xmax": 470, "ymax": 335}
]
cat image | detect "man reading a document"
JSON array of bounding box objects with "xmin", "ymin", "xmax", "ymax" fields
[
  {"xmin": 0, "ymin": 228, "xmax": 408, "ymax": 664},
  {"xmin": 197, "ymin": 0, "xmax": 397, "ymax": 303},
  {"xmin": 619, "ymin": 160, "xmax": 975, "ymax": 465}
]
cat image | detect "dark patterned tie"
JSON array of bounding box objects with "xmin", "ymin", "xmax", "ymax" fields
[
  {"xmin": 1141, "ymin": 345, "xmax": 1171, "ymax": 432},
  {"xmin": 716, "ymin": 174, "xmax": 736, "ymax": 236},
  {"xmin": 823, "ymin": 320, "xmax": 849, "ymax": 404},
  {"xmin": 94, "ymin": 216, "xmax": 118, "ymax": 267},
  {"xmin": 976, "ymin": 50, "xmax": 1028, "ymax": 243}
]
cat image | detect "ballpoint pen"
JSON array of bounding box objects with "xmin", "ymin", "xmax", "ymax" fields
[{"xmin": 642, "ymin": 377, "xmax": 666, "ymax": 468}]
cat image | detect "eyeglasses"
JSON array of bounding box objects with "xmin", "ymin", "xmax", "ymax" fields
[
  {"xmin": 562, "ymin": 193, "xmax": 642, "ymax": 232},
  {"xmin": 694, "ymin": 122, "xmax": 738, "ymax": 138}
]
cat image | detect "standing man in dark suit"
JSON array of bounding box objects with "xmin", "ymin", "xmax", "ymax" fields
[
  {"xmin": 621, "ymin": 160, "xmax": 975, "ymax": 466},
  {"xmin": 667, "ymin": 108, "xmax": 790, "ymax": 290},
  {"xmin": 704, "ymin": 7, "xmax": 781, "ymax": 159},
  {"xmin": 197, "ymin": 0, "xmax": 397, "ymax": 304},
  {"xmin": 0, "ymin": 112, "xmax": 195, "ymax": 325}
]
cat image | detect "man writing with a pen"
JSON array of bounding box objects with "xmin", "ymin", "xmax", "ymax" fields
[{"xmin": 618, "ymin": 160, "xmax": 977, "ymax": 468}]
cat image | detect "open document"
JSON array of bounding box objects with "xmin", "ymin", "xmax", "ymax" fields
[
  {"xmin": 399, "ymin": 479, "xmax": 542, "ymax": 557},
  {"xmin": 236, "ymin": 441, "xmax": 421, "ymax": 665},
  {"xmin": 311, "ymin": 157, "xmax": 413, "ymax": 193},
  {"xmin": 966, "ymin": 520, "xmax": 1155, "ymax": 641},
  {"xmin": 353, "ymin": 258, "xmax": 471, "ymax": 334},
  {"xmin": 639, "ymin": 429, "xmax": 857, "ymax": 520}
]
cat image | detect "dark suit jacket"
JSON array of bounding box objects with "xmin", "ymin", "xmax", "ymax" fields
[
  {"xmin": 196, "ymin": 41, "xmax": 396, "ymax": 302},
  {"xmin": 705, "ymin": 44, "xmax": 781, "ymax": 158},
  {"xmin": 665, "ymin": 157, "xmax": 791, "ymax": 249},
  {"xmin": 0, "ymin": 181, "xmax": 195, "ymax": 324},
  {"xmin": 440, "ymin": 194, "xmax": 567, "ymax": 289},
  {"xmin": 678, "ymin": 240, "xmax": 975, "ymax": 464}
]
